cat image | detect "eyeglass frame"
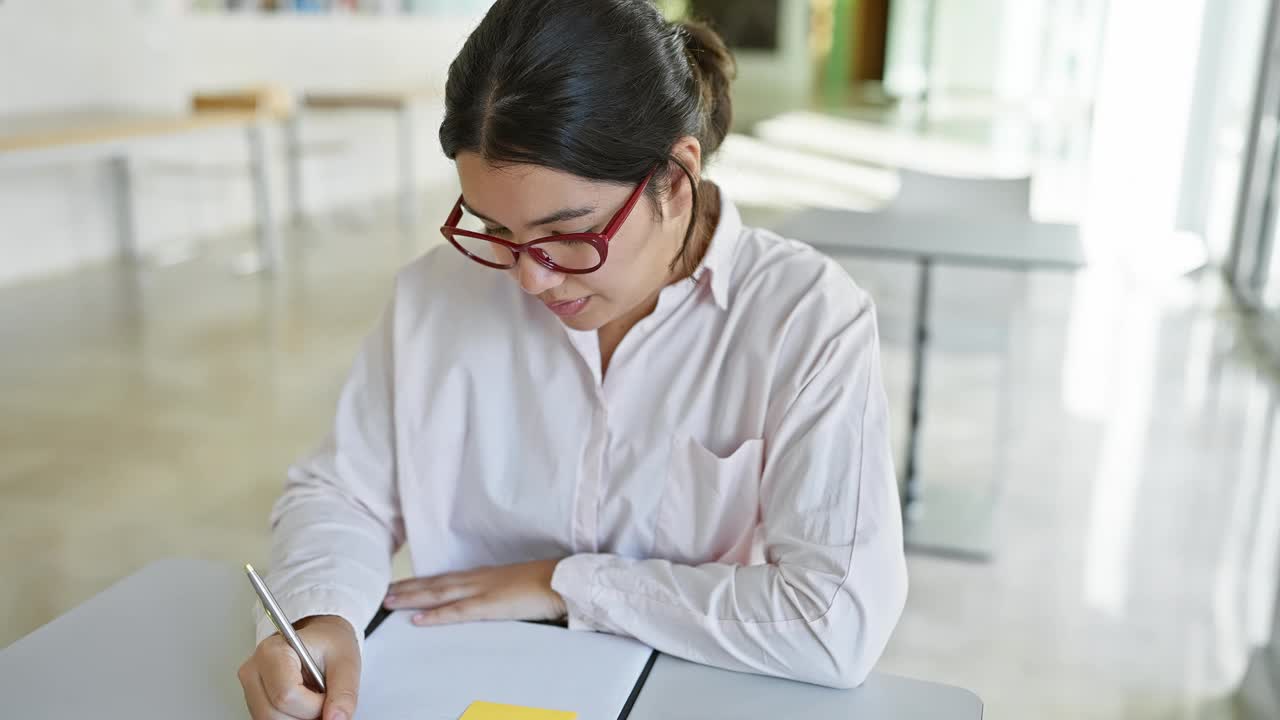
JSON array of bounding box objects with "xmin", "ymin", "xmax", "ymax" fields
[{"xmin": 440, "ymin": 167, "xmax": 657, "ymax": 275}]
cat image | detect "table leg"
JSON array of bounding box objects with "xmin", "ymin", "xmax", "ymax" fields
[
  {"xmin": 902, "ymin": 258, "xmax": 931, "ymax": 517},
  {"xmin": 397, "ymin": 105, "xmax": 418, "ymax": 230},
  {"xmin": 245, "ymin": 122, "xmax": 282, "ymax": 273},
  {"xmin": 901, "ymin": 259, "xmax": 998, "ymax": 562},
  {"xmin": 108, "ymin": 155, "xmax": 139, "ymax": 264},
  {"xmin": 285, "ymin": 115, "xmax": 304, "ymax": 226}
]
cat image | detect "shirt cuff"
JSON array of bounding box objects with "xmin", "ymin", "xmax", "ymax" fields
[
  {"xmin": 252, "ymin": 585, "xmax": 373, "ymax": 656},
  {"xmin": 551, "ymin": 554, "xmax": 615, "ymax": 633}
]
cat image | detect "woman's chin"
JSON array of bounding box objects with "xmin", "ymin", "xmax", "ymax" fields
[{"xmin": 558, "ymin": 311, "xmax": 605, "ymax": 332}]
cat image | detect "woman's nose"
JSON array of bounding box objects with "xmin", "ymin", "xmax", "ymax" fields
[{"xmin": 513, "ymin": 252, "xmax": 564, "ymax": 295}]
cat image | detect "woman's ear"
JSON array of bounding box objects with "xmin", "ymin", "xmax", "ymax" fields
[{"xmin": 664, "ymin": 136, "xmax": 704, "ymax": 219}]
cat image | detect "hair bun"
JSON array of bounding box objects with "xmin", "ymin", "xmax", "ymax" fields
[{"xmin": 679, "ymin": 19, "xmax": 735, "ymax": 156}]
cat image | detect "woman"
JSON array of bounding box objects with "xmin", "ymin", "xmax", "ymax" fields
[{"xmin": 238, "ymin": 1, "xmax": 907, "ymax": 718}]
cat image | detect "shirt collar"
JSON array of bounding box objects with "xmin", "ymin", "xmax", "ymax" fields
[{"xmin": 691, "ymin": 194, "xmax": 742, "ymax": 311}]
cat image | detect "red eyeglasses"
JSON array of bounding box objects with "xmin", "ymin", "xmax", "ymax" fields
[{"xmin": 440, "ymin": 168, "xmax": 656, "ymax": 274}]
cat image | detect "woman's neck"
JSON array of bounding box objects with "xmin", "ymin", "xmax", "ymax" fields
[
  {"xmin": 598, "ymin": 182, "xmax": 721, "ymax": 376},
  {"xmin": 666, "ymin": 180, "xmax": 721, "ymax": 286}
]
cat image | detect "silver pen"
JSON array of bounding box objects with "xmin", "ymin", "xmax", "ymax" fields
[{"xmin": 245, "ymin": 563, "xmax": 327, "ymax": 692}]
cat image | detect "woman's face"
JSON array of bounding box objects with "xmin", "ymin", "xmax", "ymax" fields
[{"xmin": 455, "ymin": 151, "xmax": 693, "ymax": 332}]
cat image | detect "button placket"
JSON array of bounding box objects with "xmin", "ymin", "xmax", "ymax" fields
[
  {"xmin": 593, "ymin": 404, "xmax": 608, "ymax": 553},
  {"xmin": 564, "ymin": 330, "xmax": 603, "ymax": 554}
]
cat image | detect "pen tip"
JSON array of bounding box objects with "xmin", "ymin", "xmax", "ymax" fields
[{"xmin": 245, "ymin": 563, "xmax": 255, "ymax": 573}]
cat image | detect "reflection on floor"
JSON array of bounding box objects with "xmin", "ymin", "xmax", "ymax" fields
[{"xmin": 3, "ymin": 112, "xmax": 1276, "ymax": 719}]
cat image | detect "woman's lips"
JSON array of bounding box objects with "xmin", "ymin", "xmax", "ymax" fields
[{"xmin": 545, "ymin": 296, "xmax": 591, "ymax": 317}]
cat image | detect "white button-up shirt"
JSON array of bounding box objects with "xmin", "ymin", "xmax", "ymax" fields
[{"xmin": 258, "ymin": 197, "xmax": 908, "ymax": 689}]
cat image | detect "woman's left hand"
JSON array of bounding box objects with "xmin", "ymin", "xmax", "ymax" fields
[{"xmin": 383, "ymin": 559, "xmax": 568, "ymax": 626}]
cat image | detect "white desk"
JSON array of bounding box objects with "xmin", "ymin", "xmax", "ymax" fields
[
  {"xmin": 0, "ymin": 559, "xmax": 983, "ymax": 719},
  {"xmin": 0, "ymin": 558, "xmax": 251, "ymax": 719},
  {"xmin": 301, "ymin": 90, "xmax": 428, "ymax": 230},
  {"xmin": 775, "ymin": 210, "xmax": 1084, "ymax": 271},
  {"xmin": 628, "ymin": 654, "xmax": 982, "ymax": 720},
  {"xmin": 0, "ymin": 108, "xmax": 289, "ymax": 272},
  {"xmin": 775, "ymin": 208, "xmax": 1085, "ymax": 562}
]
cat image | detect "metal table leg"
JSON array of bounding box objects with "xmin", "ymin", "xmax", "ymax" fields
[
  {"xmin": 397, "ymin": 104, "xmax": 418, "ymax": 230},
  {"xmin": 285, "ymin": 115, "xmax": 305, "ymax": 226},
  {"xmin": 243, "ymin": 122, "xmax": 283, "ymax": 273},
  {"xmin": 901, "ymin": 258, "xmax": 932, "ymax": 517},
  {"xmin": 901, "ymin": 258, "xmax": 999, "ymax": 562},
  {"xmin": 108, "ymin": 155, "xmax": 139, "ymax": 264}
]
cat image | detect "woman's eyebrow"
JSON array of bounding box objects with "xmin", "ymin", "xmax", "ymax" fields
[
  {"xmin": 530, "ymin": 205, "xmax": 597, "ymax": 226},
  {"xmin": 459, "ymin": 199, "xmax": 497, "ymax": 224},
  {"xmin": 461, "ymin": 198, "xmax": 598, "ymax": 228}
]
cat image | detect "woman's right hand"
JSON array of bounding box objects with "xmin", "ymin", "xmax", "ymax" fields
[{"xmin": 238, "ymin": 614, "xmax": 361, "ymax": 720}]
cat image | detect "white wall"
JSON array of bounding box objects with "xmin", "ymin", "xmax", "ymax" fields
[
  {"xmin": 885, "ymin": 0, "xmax": 1104, "ymax": 104},
  {"xmin": 886, "ymin": 0, "xmax": 1018, "ymax": 99},
  {"xmin": 0, "ymin": 0, "xmax": 486, "ymax": 285},
  {"xmin": 730, "ymin": 0, "xmax": 815, "ymax": 129},
  {"xmin": 929, "ymin": 0, "xmax": 1006, "ymax": 95}
]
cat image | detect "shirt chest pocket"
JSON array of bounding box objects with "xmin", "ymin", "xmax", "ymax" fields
[{"xmin": 652, "ymin": 434, "xmax": 764, "ymax": 566}]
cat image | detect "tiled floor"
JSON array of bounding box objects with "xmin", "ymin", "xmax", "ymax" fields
[{"xmin": 3, "ymin": 123, "xmax": 1278, "ymax": 718}]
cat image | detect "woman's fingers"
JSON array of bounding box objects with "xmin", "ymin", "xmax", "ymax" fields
[
  {"xmin": 258, "ymin": 642, "xmax": 325, "ymax": 718},
  {"xmin": 239, "ymin": 616, "xmax": 361, "ymax": 720},
  {"xmin": 411, "ymin": 596, "xmax": 496, "ymax": 626},
  {"xmin": 385, "ymin": 560, "xmax": 565, "ymax": 623},
  {"xmin": 240, "ymin": 663, "xmax": 313, "ymax": 720},
  {"xmin": 387, "ymin": 569, "xmax": 482, "ymax": 594},
  {"xmin": 385, "ymin": 575, "xmax": 478, "ymax": 609}
]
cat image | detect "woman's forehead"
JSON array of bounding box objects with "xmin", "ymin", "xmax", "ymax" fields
[
  {"xmin": 457, "ymin": 153, "xmax": 592, "ymax": 192},
  {"xmin": 456, "ymin": 153, "xmax": 614, "ymax": 226}
]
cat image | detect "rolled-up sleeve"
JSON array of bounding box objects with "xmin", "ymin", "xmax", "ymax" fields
[
  {"xmin": 551, "ymin": 288, "xmax": 907, "ymax": 689},
  {"xmin": 254, "ymin": 298, "xmax": 405, "ymax": 651}
]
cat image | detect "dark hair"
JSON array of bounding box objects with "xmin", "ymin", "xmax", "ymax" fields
[{"xmin": 439, "ymin": 0, "xmax": 736, "ymax": 273}]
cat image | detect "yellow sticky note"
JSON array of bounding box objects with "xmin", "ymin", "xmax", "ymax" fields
[{"xmin": 458, "ymin": 701, "xmax": 577, "ymax": 720}]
